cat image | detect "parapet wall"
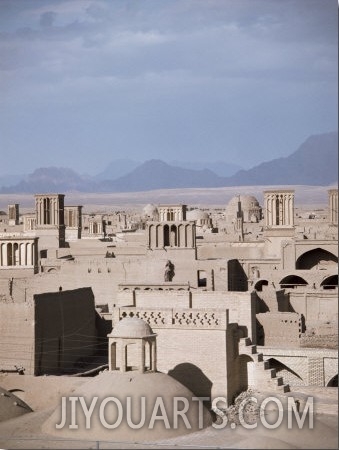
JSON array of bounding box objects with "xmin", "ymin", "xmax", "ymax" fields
[
  {"xmin": 112, "ymin": 307, "xmax": 238, "ymax": 404},
  {"xmin": 115, "ymin": 289, "xmax": 256, "ymax": 342},
  {"xmin": 112, "ymin": 307, "xmax": 229, "ymax": 330}
]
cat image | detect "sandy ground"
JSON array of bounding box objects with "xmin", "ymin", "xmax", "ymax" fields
[{"xmin": 0, "ymin": 374, "xmax": 337, "ymax": 449}]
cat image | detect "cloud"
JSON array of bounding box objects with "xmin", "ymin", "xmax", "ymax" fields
[
  {"xmin": 0, "ymin": 0, "xmax": 337, "ymax": 175},
  {"xmin": 39, "ymin": 11, "xmax": 57, "ymax": 27}
]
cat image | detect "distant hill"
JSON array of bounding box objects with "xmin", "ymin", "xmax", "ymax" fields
[
  {"xmin": 0, "ymin": 173, "xmax": 26, "ymax": 188},
  {"xmin": 169, "ymin": 160, "xmax": 243, "ymax": 177},
  {"xmin": 225, "ymin": 132, "xmax": 338, "ymax": 186},
  {"xmin": 95, "ymin": 158, "xmax": 241, "ymax": 180},
  {"xmin": 94, "ymin": 158, "xmax": 141, "ymax": 181},
  {"xmin": 103, "ymin": 132, "xmax": 337, "ymax": 191},
  {"xmin": 1, "ymin": 132, "xmax": 337, "ymax": 193},
  {"xmin": 101, "ymin": 159, "xmax": 226, "ymax": 191},
  {"xmin": 0, "ymin": 167, "xmax": 99, "ymax": 193}
]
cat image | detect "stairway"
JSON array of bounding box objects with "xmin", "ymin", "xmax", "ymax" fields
[{"xmin": 239, "ymin": 337, "xmax": 290, "ymax": 393}]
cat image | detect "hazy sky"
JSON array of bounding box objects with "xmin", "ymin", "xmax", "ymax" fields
[{"xmin": 0, "ymin": 0, "xmax": 337, "ymax": 176}]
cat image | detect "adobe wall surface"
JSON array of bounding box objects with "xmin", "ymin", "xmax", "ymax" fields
[
  {"xmin": 289, "ymin": 291, "xmax": 338, "ymax": 322},
  {"xmin": 256, "ymin": 312, "xmax": 301, "ymax": 347},
  {"xmin": 111, "ymin": 307, "xmax": 239, "ymax": 405},
  {"xmin": 197, "ymin": 241, "xmax": 265, "ymax": 260},
  {"xmin": 135, "ymin": 290, "xmax": 191, "ymax": 309},
  {"xmin": 259, "ymin": 347, "xmax": 338, "ymax": 387},
  {"xmin": 191, "ymin": 291, "xmax": 256, "ymax": 342},
  {"xmin": 114, "ymin": 290, "xmax": 256, "ymax": 343},
  {"xmin": 156, "ymin": 328, "xmax": 229, "ymax": 402},
  {"xmin": 0, "ymin": 303, "xmax": 35, "ymax": 374}
]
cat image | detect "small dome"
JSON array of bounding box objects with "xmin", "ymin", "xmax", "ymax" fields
[
  {"xmin": 42, "ymin": 371, "xmax": 212, "ymax": 441},
  {"xmin": 227, "ymin": 195, "xmax": 259, "ymax": 210},
  {"xmin": 143, "ymin": 203, "xmax": 158, "ymax": 218},
  {"xmin": 110, "ymin": 317, "xmax": 155, "ymax": 338},
  {"xmin": 186, "ymin": 209, "xmax": 209, "ymax": 221},
  {"xmin": 226, "ymin": 195, "xmax": 262, "ymax": 223}
]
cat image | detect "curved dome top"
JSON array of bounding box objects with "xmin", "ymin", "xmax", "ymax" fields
[
  {"xmin": 186, "ymin": 209, "xmax": 210, "ymax": 221},
  {"xmin": 226, "ymin": 195, "xmax": 262, "ymax": 223},
  {"xmin": 227, "ymin": 195, "xmax": 260, "ymax": 210},
  {"xmin": 111, "ymin": 317, "xmax": 155, "ymax": 338},
  {"xmin": 143, "ymin": 203, "xmax": 158, "ymax": 217},
  {"xmin": 42, "ymin": 371, "xmax": 212, "ymax": 441}
]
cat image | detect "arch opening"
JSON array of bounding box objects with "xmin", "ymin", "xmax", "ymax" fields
[
  {"xmin": 254, "ymin": 279, "xmax": 269, "ymax": 292},
  {"xmin": 327, "ymin": 374, "xmax": 338, "ymax": 387},
  {"xmin": 321, "ymin": 275, "xmax": 338, "ymax": 290},
  {"xmin": 296, "ymin": 248, "xmax": 337, "ymax": 270},
  {"xmin": 280, "ymin": 275, "xmax": 308, "ymax": 289}
]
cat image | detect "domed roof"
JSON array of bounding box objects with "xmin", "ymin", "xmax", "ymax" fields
[
  {"xmin": 110, "ymin": 317, "xmax": 155, "ymax": 338},
  {"xmin": 227, "ymin": 195, "xmax": 260, "ymax": 210},
  {"xmin": 42, "ymin": 371, "xmax": 212, "ymax": 441},
  {"xmin": 143, "ymin": 203, "xmax": 158, "ymax": 217},
  {"xmin": 186, "ymin": 209, "xmax": 210, "ymax": 221}
]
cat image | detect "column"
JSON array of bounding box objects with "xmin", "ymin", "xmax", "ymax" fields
[
  {"xmin": 153, "ymin": 225, "xmax": 157, "ymax": 248},
  {"xmin": 286, "ymin": 194, "xmax": 290, "ymax": 226},
  {"xmin": 31, "ymin": 243, "xmax": 34, "ymax": 265},
  {"xmin": 140, "ymin": 341, "xmax": 145, "ymax": 374},
  {"xmin": 108, "ymin": 341, "xmax": 112, "ymax": 370},
  {"xmin": 36, "ymin": 198, "xmax": 40, "ymax": 225},
  {"xmin": 278, "ymin": 194, "xmax": 283, "ymax": 225},
  {"xmin": 270, "ymin": 195, "xmax": 274, "ymax": 226},
  {"xmin": 11, "ymin": 243, "xmax": 15, "ymax": 266},
  {"xmin": 152, "ymin": 340, "xmax": 157, "ymax": 372},
  {"xmin": 54, "ymin": 197, "xmax": 58, "ymax": 225},
  {"xmin": 20, "ymin": 243, "xmax": 24, "ymax": 266},
  {"xmin": 121, "ymin": 342, "xmax": 127, "ymax": 373},
  {"xmin": 3, "ymin": 243, "xmax": 7, "ymax": 266},
  {"xmin": 148, "ymin": 225, "xmax": 152, "ymax": 248},
  {"xmin": 25, "ymin": 243, "xmax": 29, "ymax": 265},
  {"xmin": 38, "ymin": 198, "xmax": 41, "ymax": 225},
  {"xmin": 27, "ymin": 243, "xmax": 32, "ymax": 266},
  {"xmin": 285, "ymin": 193, "xmax": 289, "ymax": 225},
  {"xmin": 158, "ymin": 225, "xmax": 164, "ymax": 247},
  {"xmin": 272, "ymin": 194, "xmax": 276, "ymax": 225},
  {"xmin": 335, "ymin": 194, "xmax": 338, "ymax": 224},
  {"xmin": 290, "ymin": 193, "xmax": 294, "ymax": 226},
  {"xmin": 109, "ymin": 341, "xmax": 117, "ymax": 371}
]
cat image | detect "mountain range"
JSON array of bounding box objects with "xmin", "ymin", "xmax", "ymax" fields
[{"xmin": 1, "ymin": 132, "xmax": 337, "ymax": 193}]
